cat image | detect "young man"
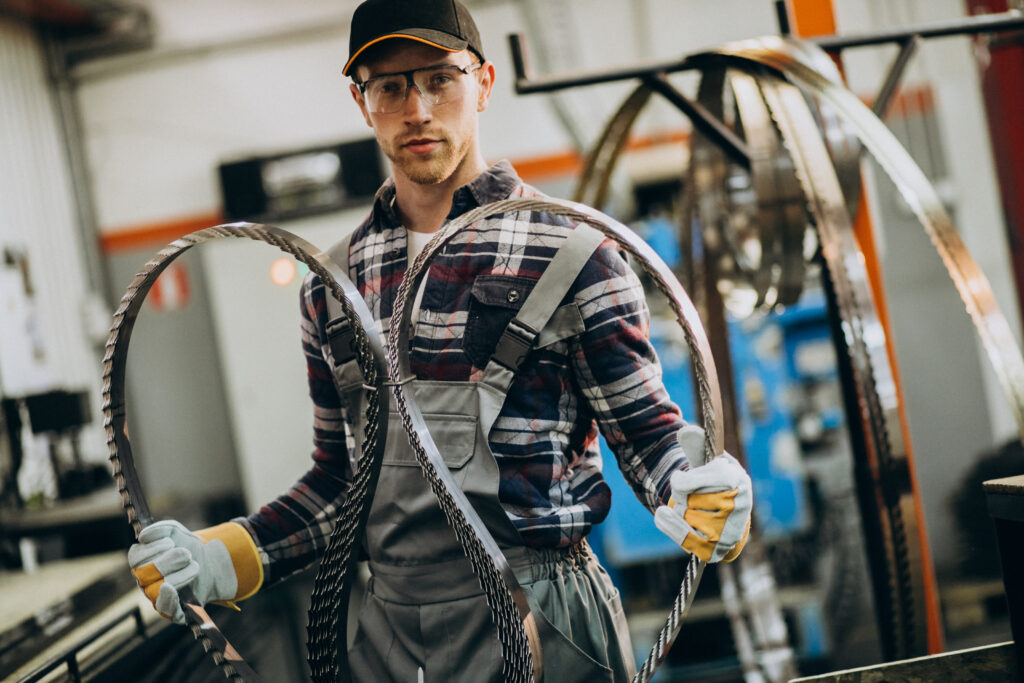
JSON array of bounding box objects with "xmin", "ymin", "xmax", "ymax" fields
[{"xmin": 128, "ymin": 0, "xmax": 753, "ymax": 679}]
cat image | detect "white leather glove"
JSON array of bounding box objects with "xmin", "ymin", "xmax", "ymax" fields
[
  {"xmin": 654, "ymin": 425, "xmax": 753, "ymax": 563},
  {"xmin": 127, "ymin": 520, "xmax": 263, "ymax": 624}
]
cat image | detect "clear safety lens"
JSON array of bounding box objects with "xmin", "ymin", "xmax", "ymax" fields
[{"xmin": 363, "ymin": 63, "xmax": 480, "ymax": 114}]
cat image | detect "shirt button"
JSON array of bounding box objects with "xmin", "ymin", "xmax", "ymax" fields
[{"xmin": 507, "ymin": 289, "xmax": 521, "ymax": 303}]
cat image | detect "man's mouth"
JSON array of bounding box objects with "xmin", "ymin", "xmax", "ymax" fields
[{"xmin": 402, "ymin": 137, "xmax": 441, "ymax": 154}]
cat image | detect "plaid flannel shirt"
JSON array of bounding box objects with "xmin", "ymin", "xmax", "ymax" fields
[{"xmin": 241, "ymin": 161, "xmax": 688, "ymax": 584}]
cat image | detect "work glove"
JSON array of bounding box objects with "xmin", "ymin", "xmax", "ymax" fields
[
  {"xmin": 127, "ymin": 520, "xmax": 263, "ymax": 624},
  {"xmin": 653, "ymin": 425, "xmax": 753, "ymax": 563}
]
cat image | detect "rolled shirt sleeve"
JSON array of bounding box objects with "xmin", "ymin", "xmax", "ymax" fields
[{"xmin": 570, "ymin": 242, "xmax": 689, "ymax": 511}]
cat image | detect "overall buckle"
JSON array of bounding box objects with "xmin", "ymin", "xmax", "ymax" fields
[{"xmin": 492, "ymin": 317, "xmax": 539, "ymax": 371}]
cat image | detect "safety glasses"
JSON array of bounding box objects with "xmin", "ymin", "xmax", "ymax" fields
[{"xmin": 357, "ymin": 62, "xmax": 482, "ymax": 114}]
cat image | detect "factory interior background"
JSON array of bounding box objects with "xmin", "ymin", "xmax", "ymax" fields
[{"xmin": 2, "ymin": 0, "xmax": 1024, "ymax": 680}]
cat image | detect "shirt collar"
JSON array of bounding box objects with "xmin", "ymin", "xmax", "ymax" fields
[
  {"xmin": 368, "ymin": 160, "xmax": 521, "ymax": 230},
  {"xmin": 453, "ymin": 159, "xmax": 520, "ymax": 215}
]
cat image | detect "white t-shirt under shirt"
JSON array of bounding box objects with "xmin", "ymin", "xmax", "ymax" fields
[
  {"xmin": 406, "ymin": 229, "xmax": 435, "ymax": 321},
  {"xmin": 406, "ymin": 228, "xmax": 435, "ymax": 266}
]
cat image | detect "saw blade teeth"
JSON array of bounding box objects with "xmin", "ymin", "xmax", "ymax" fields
[
  {"xmin": 757, "ymin": 63, "xmax": 926, "ymax": 658},
  {"xmin": 98, "ymin": 222, "xmax": 393, "ymax": 682}
]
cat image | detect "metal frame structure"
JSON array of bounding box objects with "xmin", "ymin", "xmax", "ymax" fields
[
  {"xmin": 505, "ymin": 6, "xmax": 1024, "ymax": 673},
  {"xmin": 19, "ymin": 607, "xmax": 147, "ymax": 683},
  {"xmin": 508, "ymin": 10, "xmax": 1024, "ymax": 166}
]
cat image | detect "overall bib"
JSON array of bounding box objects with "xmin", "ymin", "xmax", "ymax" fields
[{"xmin": 326, "ymin": 226, "xmax": 636, "ymax": 682}]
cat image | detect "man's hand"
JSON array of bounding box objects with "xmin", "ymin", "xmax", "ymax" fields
[
  {"xmin": 654, "ymin": 425, "xmax": 753, "ymax": 563},
  {"xmin": 127, "ymin": 520, "xmax": 263, "ymax": 624}
]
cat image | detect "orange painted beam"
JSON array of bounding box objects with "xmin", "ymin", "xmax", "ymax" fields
[
  {"xmin": 99, "ymin": 212, "xmax": 224, "ymax": 253},
  {"xmin": 786, "ymin": 0, "xmax": 837, "ymax": 36},
  {"xmin": 504, "ymin": 129, "xmax": 692, "ymax": 183},
  {"xmin": 509, "ymin": 150, "xmax": 583, "ymax": 182},
  {"xmin": 787, "ymin": 0, "xmax": 944, "ymax": 656}
]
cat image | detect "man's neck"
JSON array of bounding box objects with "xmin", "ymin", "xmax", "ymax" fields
[{"xmin": 391, "ymin": 154, "xmax": 487, "ymax": 234}]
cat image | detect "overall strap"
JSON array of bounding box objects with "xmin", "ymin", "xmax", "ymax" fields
[
  {"xmin": 325, "ymin": 231, "xmax": 356, "ymax": 366},
  {"xmin": 481, "ymin": 224, "xmax": 605, "ymax": 395}
]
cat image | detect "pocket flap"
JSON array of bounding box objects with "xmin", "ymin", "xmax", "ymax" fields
[
  {"xmin": 383, "ymin": 413, "xmax": 477, "ymax": 469},
  {"xmin": 471, "ymin": 275, "xmax": 536, "ymax": 309}
]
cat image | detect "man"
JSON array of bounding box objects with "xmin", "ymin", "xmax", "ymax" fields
[{"xmin": 128, "ymin": 0, "xmax": 753, "ymax": 680}]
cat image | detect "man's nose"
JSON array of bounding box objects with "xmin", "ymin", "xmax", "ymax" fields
[{"xmin": 401, "ymin": 80, "xmax": 432, "ymax": 120}]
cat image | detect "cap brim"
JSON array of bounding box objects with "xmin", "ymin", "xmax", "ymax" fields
[{"xmin": 343, "ymin": 28, "xmax": 469, "ymax": 76}]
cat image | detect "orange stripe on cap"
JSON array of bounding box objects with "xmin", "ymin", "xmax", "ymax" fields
[{"xmin": 343, "ymin": 33, "xmax": 460, "ymax": 76}]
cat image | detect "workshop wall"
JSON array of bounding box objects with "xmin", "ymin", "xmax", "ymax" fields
[
  {"xmin": 0, "ymin": 20, "xmax": 91, "ymax": 394},
  {"xmin": 200, "ymin": 210, "xmax": 369, "ymax": 508},
  {"xmin": 75, "ymin": 0, "xmax": 783, "ymax": 235},
  {"xmin": 72, "ymin": 0, "xmax": 787, "ymax": 510},
  {"xmin": 67, "ymin": 0, "xmax": 1022, "ymax": 575},
  {"xmin": 0, "ymin": 18, "xmax": 107, "ymax": 469}
]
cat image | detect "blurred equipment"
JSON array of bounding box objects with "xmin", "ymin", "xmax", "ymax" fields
[
  {"xmin": 0, "ymin": 244, "xmax": 115, "ymax": 565},
  {"xmin": 511, "ymin": 7, "xmax": 1024, "ymax": 678},
  {"xmin": 1, "ymin": 389, "xmax": 125, "ymax": 570},
  {"xmin": 101, "ymin": 222, "xmax": 390, "ymax": 682},
  {"xmin": 23, "ymin": 390, "xmax": 103, "ymax": 500},
  {"xmin": 0, "ymin": 247, "xmax": 54, "ymax": 398},
  {"xmin": 218, "ymin": 138, "xmax": 385, "ymax": 223},
  {"xmin": 0, "ymin": 551, "xmax": 313, "ymax": 683},
  {"xmin": 984, "ymin": 474, "xmax": 1024, "ymax": 675}
]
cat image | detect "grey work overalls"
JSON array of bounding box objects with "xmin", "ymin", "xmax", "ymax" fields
[{"xmin": 326, "ymin": 224, "xmax": 636, "ymax": 682}]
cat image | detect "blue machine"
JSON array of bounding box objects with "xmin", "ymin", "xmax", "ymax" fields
[
  {"xmin": 589, "ymin": 318, "xmax": 698, "ymax": 569},
  {"xmin": 590, "ymin": 307, "xmax": 815, "ymax": 567},
  {"xmin": 587, "ymin": 290, "xmax": 838, "ymax": 672},
  {"xmin": 588, "ymin": 219, "xmax": 832, "ymax": 572}
]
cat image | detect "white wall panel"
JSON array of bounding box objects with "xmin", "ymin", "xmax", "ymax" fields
[
  {"xmin": 0, "ymin": 18, "xmax": 104, "ymax": 460},
  {"xmin": 200, "ymin": 208, "xmax": 369, "ymax": 507},
  {"xmin": 137, "ymin": 0, "xmax": 359, "ymax": 48},
  {"xmin": 78, "ymin": 36, "xmax": 366, "ymax": 230},
  {"xmin": 76, "ymin": 0, "xmax": 788, "ymax": 235}
]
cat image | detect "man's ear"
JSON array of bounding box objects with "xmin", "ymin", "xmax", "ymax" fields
[
  {"xmin": 350, "ymin": 83, "xmax": 374, "ymax": 128},
  {"xmin": 477, "ymin": 61, "xmax": 496, "ymax": 113}
]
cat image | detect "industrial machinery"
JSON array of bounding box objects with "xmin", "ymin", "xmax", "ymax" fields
[
  {"xmin": 8, "ymin": 5, "xmax": 1024, "ymax": 683},
  {"xmin": 510, "ymin": 9, "xmax": 1024, "ymax": 681}
]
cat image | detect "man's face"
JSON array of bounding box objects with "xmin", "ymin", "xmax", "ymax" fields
[{"xmin": 350, "ymin": 42, "xmax": 493, "ymax": 186}]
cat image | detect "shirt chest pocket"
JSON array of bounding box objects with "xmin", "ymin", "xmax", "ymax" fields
[{"xmin": 463, "ymin": 274, "xmax": 585, "ymax": 369}]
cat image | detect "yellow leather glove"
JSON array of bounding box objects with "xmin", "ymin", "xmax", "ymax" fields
[
  {"xmin": 654, "ymin": 425, "xmax": 753, "ymax": 563},
  {"xmin": 127, "ymin": 520, "xmax": 263, "ymax": 624}
]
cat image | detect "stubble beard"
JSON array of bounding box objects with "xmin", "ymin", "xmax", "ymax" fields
[{"xmin": 383, "ymin": 133, "xmax": 471, "ymax": 186}]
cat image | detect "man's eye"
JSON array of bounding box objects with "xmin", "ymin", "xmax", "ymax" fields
[{"xmin": 372, "ymin": 80, "xmax": 402, "ymax": 94}]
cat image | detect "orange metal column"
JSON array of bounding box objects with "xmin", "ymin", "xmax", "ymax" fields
[{"xmin": 785, "ymin": 0, "xmax": 945, "ymax": 655}]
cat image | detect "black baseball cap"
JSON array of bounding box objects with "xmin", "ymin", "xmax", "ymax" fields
[{"xmin": 343, "ymin": 0, "xmax": 484, "ymax": 77}]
